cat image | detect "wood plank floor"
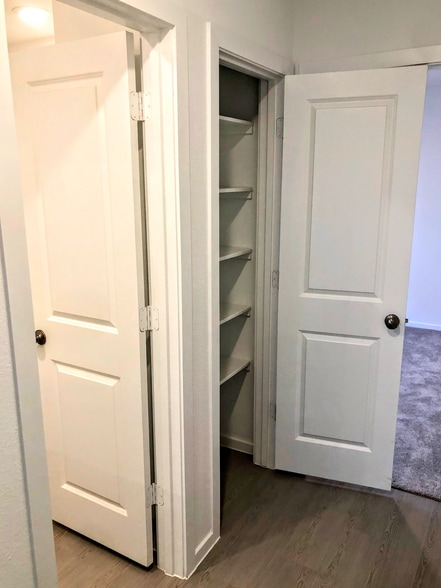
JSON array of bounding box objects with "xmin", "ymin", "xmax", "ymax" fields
[{"xmin": 54, "ymin": 449, "xmax": 441, "ymax": 587}]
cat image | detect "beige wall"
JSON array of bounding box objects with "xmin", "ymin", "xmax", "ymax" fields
[
  {"xmin": 0, "ymin": 6, "xmax": 35, "ymax": 584},
  {"xmin": 1, "ymin": 3, "xmax": 57, "ymax": 584},
  {"xmin": 0, "ymin": 248, "xmax": 35, "ymax": 588},
  {"xmin": 173, "ymin": 0, "xmax": 294, "ymax": 60},
  {"xmin": 292, "ymin": 0, "xmax": 441, "ymax": 64}
]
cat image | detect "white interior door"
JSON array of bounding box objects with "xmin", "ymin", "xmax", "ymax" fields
[
  {"xmin": 276, "ymin": 67, "xmax": 427, "ymax": 490},
  {"xmin": 11, "ymin": 32, "xmax": 153, "ymax": 565}
]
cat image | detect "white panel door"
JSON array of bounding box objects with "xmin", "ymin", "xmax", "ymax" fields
[
  {"xmin": 11, "ymin": 32, "xmax": 153, "ymax": 565},
  {"xmin": 276, "ymin": 67, "xmax": 427, "ymax": 490}
]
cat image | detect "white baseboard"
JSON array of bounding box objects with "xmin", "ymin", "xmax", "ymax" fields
[
  {"xmin": 406, "ymin": 321, "xmax": 441, "ymax": 331},
  {"xmin": 220, "ymin": 434, "xmax": 253, "ymax": 455}
]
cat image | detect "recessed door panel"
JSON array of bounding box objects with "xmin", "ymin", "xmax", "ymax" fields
[
  {"xmin": 33, "ymin": 80, "xmax": 115, "ymax": 324},
  {"xmin": 308, "ymin": 99, "xmax": 395, "ymax": 296},
  {"xmin": 301, "ymin": 332, "xmax": 377, "ymax": 446},
  {"xmin": 56, "ymin": 362, "xmax": 121, "ymax": 504}
]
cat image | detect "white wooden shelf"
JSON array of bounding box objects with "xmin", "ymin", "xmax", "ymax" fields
[
  {"xmin": 220, "ymin": 302, "xmax": 252, "ymax": 325},
  {"xmin": 219, "ymin": 187, "xmax": 253, "ymax": 200},
  {"xmin": 219, "ymin": 115, "xmax": 253, "ymax": 135},
  {"xmin": 220, "ymin": 355, "xmax": 251, "ymax": 385},
  {"xmin": 219, "ymin": 246, "xmax": 252, "ymax": 262}
]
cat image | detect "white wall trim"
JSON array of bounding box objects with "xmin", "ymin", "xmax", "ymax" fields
[
  {"xmin": 180, "ymin": 17, "xmax": 221, "ymax": 577},
  {"xmin": 406, "ymin": 322, "xmax": 441, "ymax": 332},
  {"xmin": 138, "ymin": 21, "xmax": 188, "ymax": 577},
  {"xmin": 252, "ymin": 69, "xmax": 284, "ymax": 471},
  {"xmin": 220, "ymin": 435, "xmax": 253, "ymax": 455},
  {"xmin": 217, "ymin": 26, "xmax": 293, "ymax": 77},
  {"xmin": 298, "ymin": 44, "xmax": 441, "ymax": 74}
]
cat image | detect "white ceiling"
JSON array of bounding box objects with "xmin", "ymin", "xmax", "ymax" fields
[{"xmin": 5, "ymin": 0, "xmax": 54, "ymax": 47}]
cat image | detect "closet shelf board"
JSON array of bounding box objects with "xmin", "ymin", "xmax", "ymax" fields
[
  {"xmin": 220, "ymin": 355, "xmax": 251, "ymax": 385},
  {"xmin": 219, "ymin": 246, "xmax": 252, "ymax": 262},
  {"xmin": 219, "ymin": 115, "xmax": 253, "ymax": 135},
  {"xmin": 219, "ymin": 187, "xmax": 253, "ymax": 199},
  {"xmin": 220, "ymin": 303, "xmax": 252, "ymax": 325}
]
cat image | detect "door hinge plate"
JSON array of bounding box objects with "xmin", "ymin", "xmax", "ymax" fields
[
  {"xmin": 270, "ymin": 403, "xmax": 277, "ymax": 421},
  {"xmin": 272, "ymin": 270, "xmax": 279, "ymax": 289},
  {"xmin": 276, "ymin": 117, "xmax": 284, "ymax": 139},
  {"xmin": 130, "ymin": 91, "xmax": 151, "ymax": 121},
  {"xmin": 147, "ymin": 483, "xmax": 164, "ymax": 507},
  {"xmin": 139, "ymin": 306, "xmax": 159, "ymax": 332}
]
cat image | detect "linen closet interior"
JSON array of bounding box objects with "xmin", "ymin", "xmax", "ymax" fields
[{"xmin": 219, "ymin": 65, "xmax": 260, "ymax": 456}]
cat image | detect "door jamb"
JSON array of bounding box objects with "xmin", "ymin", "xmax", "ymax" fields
[
  {"xmin": 137, "ymin": 27, "xmax": 187, "ymax": 576},
  {"xmin": 52, "ymin": 4, "xmax": 187, "ymax": 576},
  {"xmin": 216, "ymin": 48, "xmax": 285, "ymax": 469}
]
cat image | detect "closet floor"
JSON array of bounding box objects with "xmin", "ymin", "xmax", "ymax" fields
[{"xmin": 54, "ymin": 448, "xmax": 441, "ymax": 587}]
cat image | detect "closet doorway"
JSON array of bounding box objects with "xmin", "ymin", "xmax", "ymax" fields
[
  {"xmin": 6, "ymin": 0, "xmax": 179, "ymax": 574},
  {"xmin": 216, "ymin": 57, "xmax": 284, "ymax": 479}
]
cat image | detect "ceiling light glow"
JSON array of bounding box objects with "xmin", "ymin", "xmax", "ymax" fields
[{"xmin": 13, "ymin": 6, "xmax": 50, "ymax": 27}]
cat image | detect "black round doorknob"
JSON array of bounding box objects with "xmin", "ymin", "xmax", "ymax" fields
[
  {"xmin": 384, "ymin": 314, "xmax": 400, "ymax": 330},
  {"xmin": 35, "ymin": 329, "xmax": 47, "ymax": 345}
]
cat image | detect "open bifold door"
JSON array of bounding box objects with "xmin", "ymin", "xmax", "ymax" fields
[
  {"xmin": 11, "ymin": 31, "xmax": 153, "ymax": 565},
  {"xmin": 275, "ymin": 66, "xmax": 427, "ymax": 490}
]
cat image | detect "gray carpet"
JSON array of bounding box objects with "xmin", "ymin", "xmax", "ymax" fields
[{"xmin": 392, "ymin": 326, "xmax": 441, "ymax": 501}]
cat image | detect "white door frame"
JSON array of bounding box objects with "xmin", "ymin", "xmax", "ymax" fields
[
  {"xmin": 3, "ymin": 0, "xmax": 192, "ymax": 580},
  {"xmin": 216, "ymin": 53, "xmax": 285, "ymax": 469},
  {"xmin": 209, "ymin": 28, "xmax": 292, "ymax": 481}
]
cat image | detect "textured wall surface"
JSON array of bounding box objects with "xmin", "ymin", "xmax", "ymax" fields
[{"xmin": 0, "ymin": 238, "xmax": 35, "ymax": 588}]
